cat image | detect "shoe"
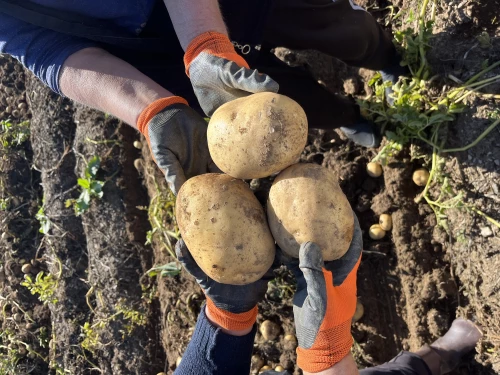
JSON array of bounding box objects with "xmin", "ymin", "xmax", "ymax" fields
[
  {"xmin": 340, "ymin": 120, "xmax": 381, "ymax": 148},
  {"xmin": 416, "ymin": 318, "xmax": 483, "ymax": 375},
  {"xmin": 380, "ymin": 61, "xmax": 409, "ymax": 105}
]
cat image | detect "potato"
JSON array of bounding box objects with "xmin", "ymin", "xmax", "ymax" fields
[
  {"xmin": 353, "ymin": 299, "xmax": 364, "ymax": 322},
  {"xmin": 176, "ymin": 174, "xmax": 275, "ymax": 285},
  {"xmin": 369, "ymin": 224, "xmax": 386, "ymax": 240},
  {"xmin": 379, "ymin": 214, "xmax": 392, "ymax": 231},
  {"xmin": 208, "ymin": 93, "xmax": 308, "ymax": 179},
  {"xmin": 260, "ymin": 320, "xmax": 280, "ymax": 341},
  {"xmin": 366, "ymin": 162, "xmax": 383, "ymax": 178},
  {"xmin": 413, "ymin": 168, "xmax": 430, "ymax": 186},
  {"xmin": 267, "ymin": 164, "xmax": 354, "ymax": 261}
]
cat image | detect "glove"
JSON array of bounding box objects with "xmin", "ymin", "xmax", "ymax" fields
[
  {"xmin": 184, "ymin": 31, "xmax": 279, "ymax": 116},
  {"xmin": 137, "ymin": 96, "xmax": 219, "ymax": 195},
  {"xmin": 176, "ymin": 239, "xmax": 275, "ymax": 331},
  {"xmin": 283, "ymin": 214, "xmax": 363, "ymax": 373}
]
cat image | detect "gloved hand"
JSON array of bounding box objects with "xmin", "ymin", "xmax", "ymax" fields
[
  {"xmin": 137, "ymin": 96, "xmax": 219, "ymax": 195},
  {"xmin": 176, "ymin": 239, "xmax": 275, "ymax": 331},
  {"xmin": 283, "ymin": 214, "xmax": 363, "ymax": 373},
  {"xmin": 184, "ymin": 31, "xmax": 279, "ymax": 116}
]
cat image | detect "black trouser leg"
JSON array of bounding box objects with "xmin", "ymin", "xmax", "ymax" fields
[
  {"xmin": 253, "ymin": 52, "xmax": 361, "ymax": 129},
  {"xmin": 359, "ymin": 352, "xmax": 433, "ymax": 375},
  {"xmin": 263, "ymin": 0, "xmax": 397, "ymax": 70}
]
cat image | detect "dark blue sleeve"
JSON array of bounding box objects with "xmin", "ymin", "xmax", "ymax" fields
[
  {"xmin": 0, "ymin": 12, "xmax": 96, "ymax": 95},
  {"xmin": 175, "ymin": 306, "xmax": 257, "ymax": 375}
]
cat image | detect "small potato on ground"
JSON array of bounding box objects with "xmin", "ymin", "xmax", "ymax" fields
[
  {"xmin": 412, "ymin": 168, "xmax": 430, "ymax": 186},
  {"xmin": 366, "ymin": 162, "xmax": 383, "ymax": 178},
  {"xmin": 260, "ymin": 320, "xmax": 280, "ymax": 341},
  {"xmin": 353, "ymin": 299, "xmax": 364, "ymax": 322},
  {"xmin": 369, "ymin": 224, "xmax": 386, "ymax": 240},
  {"xmin": 379, "ymin": 214, "xmax": 392, "ymax": 231}
]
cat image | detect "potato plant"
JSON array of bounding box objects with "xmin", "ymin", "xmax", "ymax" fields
[{"xmin": 360, "ymin": 0, "xmax": 500, "ymax": 231}]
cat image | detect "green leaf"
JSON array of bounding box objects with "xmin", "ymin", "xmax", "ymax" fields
[
  {"xmin": 90, "ymin": 181, "xmax": 105, "ymax": 196},
  {"xmin": 86, "ymin": 156, "xmax": 101, "ymax": 179},
  {"xmin": 78, "ymin": 178, "xmax": 90, "ymax": 189},
  {"xmin": 147, "ymin": 262, "xmax": 182, "ymax": 278}
]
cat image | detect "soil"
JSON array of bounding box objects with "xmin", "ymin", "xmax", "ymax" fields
[{"xmin": 0, "ymin": 0, "xmax": 499, "ymax": 374}]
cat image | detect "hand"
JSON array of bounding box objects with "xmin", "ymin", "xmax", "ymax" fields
[
  {"xmin": 176, "ymin": 239, "xmax": 276, "ymax": 332},
  {"xmin": 137, "ymin": 96, "xmax": 219, "ymax": 195},
  {"xmin": 283, "ymin": 214, "xmax": 363, "ymax": 373},
  {"xmin": 184, "ymin": 31, "xmax": 279, "ymax": 116}
]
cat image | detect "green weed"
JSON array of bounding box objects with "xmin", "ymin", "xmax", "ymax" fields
[
  {"xmin": 0, "ymin": 198, "xmax": 8, "ymax": 211},
  {"xmin": 80, "ymin": 300, "xmax": 146, "ymax": 353},
  {"xmin": 144, "ymin": 177, "xmax": 180, "ymax": 259},
  {"xmin": 21, "ymin": 272, "xmax": 58, "ymax": 305},
  {"xmin": 36, "ymin": 205, "xmax": 51, "ymax": 235},
  {"xmin": 80, "ymin": 321, "xmax": 103, "ymax": 353},
  {"xmin": 65, "ymin": 156, "xmax": 105, "ymax": 216},
  {"xmin": 0, "ymin": 120, "xmax": 30, "ymax": 149},
  {"xmin": 146, "ymin": 262, "xmax": 181, "ymax": 278}
]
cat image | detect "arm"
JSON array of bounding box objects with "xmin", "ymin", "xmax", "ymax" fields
[
  {"xmin": 163, "ymin": 0, "xmax": 227, "ymax": 50},
  {"xmin": 175, "ymin": 239, "xmax": 276, "ymax": 374},
  {"xmin": 0, "ymin": 12, "xmax": 95, "ymax": 95},
  {"xmin": 175, "ymin": 306, "xmax": 256, "ymax": 374},
  {"xmin": 0, "ymin": 12, "xmax": 214, "ymax": 194},
  {"xmin": 0, "ymin": 12, "xmax": 173, "ymax": 128},
  {"xmin": 164, "ymin": 0, "xmax": 278, "ymax": 117},
  {"xmin": 60, "ymin": 47, "xmax": 172, "ymax": 127}
]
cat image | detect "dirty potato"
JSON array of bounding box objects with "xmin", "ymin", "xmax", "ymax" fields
[
  {"xmin": 208, "ymin": 93, "xmax": 308, "ymax": 179},
  {"xmin": 176, "ymin": 174, "xmax": 275, "ymax": 285},
  {"xmin": 267, "ymin": 163, "xmax": 354, "ymax": 261}
]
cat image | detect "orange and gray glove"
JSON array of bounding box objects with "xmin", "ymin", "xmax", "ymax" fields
[
  {"xmin": 283, "ymin": 214, "xmax": 363, "ymax": 373},
  {"xmin": 184, "ymin": 31, "xmax": 279, "ymax": 116},
  {"xmin": 137, "ymin": 96, "xmax": 219, "ymax": 195},
  {"xmin": 176, "ymin": 239, "xmax": 275, "ymax": 331}
]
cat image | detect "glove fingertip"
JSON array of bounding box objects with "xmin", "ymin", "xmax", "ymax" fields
[{"xmin": 175, "ymin": 239, "xmax": 187, "ymax": 259}]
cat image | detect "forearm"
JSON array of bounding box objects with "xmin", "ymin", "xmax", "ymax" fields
[
  {"xmin": 60, "ymin": 47, "xmax": 173, "ymax": 127},
  {"xmin": 304, "ymin": 354, "xmax": 359, "ymax": 375},
  {"xmin": 163, "ymin": 0, "xmax": 227, "ymax": 50}
]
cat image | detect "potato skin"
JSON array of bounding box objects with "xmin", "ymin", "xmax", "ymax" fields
[
  {"xmin": 208, "ymin": 93, "xmax": 308, "ymax": 179},
  {"xmin": 176, "ymin": 174, "xmax": 275, "ymax": 285},
  {"xmin": 267, "ymin": 164, "xmax": 354, "ymax": 261}
]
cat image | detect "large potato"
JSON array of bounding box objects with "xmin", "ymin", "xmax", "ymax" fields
[
  {"xmin": 208, "ymin": 93, "xmax": 308, "ymax": 179},
  {"xmin": 267, "ymin": 164, "xmax": 354, "ymax": 261},
  {"xmin": 176, "ymin": 174, "xmax": 275, "ymax": 285}
]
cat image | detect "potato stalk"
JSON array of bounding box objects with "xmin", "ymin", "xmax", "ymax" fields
[{"xmin": 441, "ymin": 118, "xmax": 500, "ymax": 153}]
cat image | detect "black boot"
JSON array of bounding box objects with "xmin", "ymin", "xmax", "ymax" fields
[
  {"xmin": 379, "ymin": 58, "xmax": 410, "ymax": 105},
  {"xmin": 416, "ymin": 318, "xmax": 483, "ymax": 375},
  {"xmin": 340, "ymin": 119, "xmax": 381, "ymax": 148}
]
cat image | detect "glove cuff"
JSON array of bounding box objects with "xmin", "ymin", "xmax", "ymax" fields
[
  {"xmin": 296, "ymin": 319, "xmax": 353, "ymax": 373},
  {"xmin": 205, "ymin": 298, "xmax": 257, "ymax": 331},
  {"xmin": 184, "ymin": 31, "xmax": 250, "ymax": 76},
  {"xmin": 137, "ymin": 96, "xmax": 188, "ymax": 134}
]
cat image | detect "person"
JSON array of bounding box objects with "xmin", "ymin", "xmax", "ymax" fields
[
  {"xmin": 174, "ymin": 214, "xmax": 482, "ymax": 375},
  {"xmin": 0, "ymin": 0, "xmax": 408, "ymax": 195}
]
